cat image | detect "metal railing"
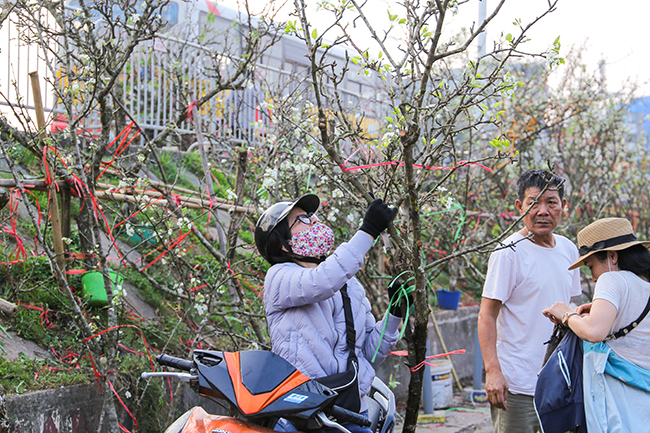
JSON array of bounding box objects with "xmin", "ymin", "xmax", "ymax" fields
[{"xmin": 0, "ymin": 8, "xmax": 385, "ymax": 145}]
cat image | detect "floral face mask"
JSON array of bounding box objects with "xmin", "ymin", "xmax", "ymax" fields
[{"xmin": 289, "ymin": 223, "xmax": 335, "ymax": 258}]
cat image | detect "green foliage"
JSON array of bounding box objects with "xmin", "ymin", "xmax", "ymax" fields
[
  {"xmin": 284, "ymin": 20, "xmax": 297, "ymax": 34},
  {"xmin": 5, "ymin": 145, "xmax": 39, "ymax": 174},
  {"xmin": 127, "ymin": 353, "xmax": 192, "ymax": 432},
  {"xmin": 545, "ymin": 36, "xmax": 565, "ymax": 68},
  {"xmin": 121, "ymin": 267, "xmax": 167, "ymax": 313},
  {"xmin": 0, "ymin": 258, "xmax": 55, "ymax": 295},
  {"xmin": 149, "ymin": 150, "xmax": 195, "ymax": 190},
  {"xmin": 489, "ymin": 136, "xmax": 510, "ymax": 150},
  {"xmin": 388, "ymin": 374, "xmax": 400, "ymax": 389},
  {"xmin": 182, "ymin": 152, "xmax": 204, "ymax": 176},
  {"xmin": 0, "ymin": 354, "xmax": 91, "ymax": 394},
  {"xmin": 2, "ymin": 259, "xmax": 84, "ymax": 355},
  {"xmin": 208, "ymin": 166, "xmax": 235, "ymax": 199},
  {"xmin": 239, "ymin": 229, "xmax": 253, "ymax": 245}
]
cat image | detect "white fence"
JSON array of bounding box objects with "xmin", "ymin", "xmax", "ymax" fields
[{"xmin": 0, "ymin": 6, "xmax": 384, "ymax": 145}]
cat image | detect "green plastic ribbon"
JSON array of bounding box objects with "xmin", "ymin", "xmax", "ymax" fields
[{"xmin": 371, "ymin": 271, "xmax": 415, "ymax": 363}]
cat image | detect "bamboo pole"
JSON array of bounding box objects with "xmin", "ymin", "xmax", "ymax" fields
[
  {"xmin": 429, "ymin": 310, "xmax": 464, "ymax": 392},
  {"xmin": 0, "ymin": 179, "xmax": 259, "ymax": 214},
  {"xmin": 94, "ymin": 190, "xmax": 256, "ymax": 213},
  {"xmin": 0, "ymin": 179, "xmax": 69, "ymax": 190},
  {"xmin": 100, "ymin": 169, "xmax": 238, "ymax": 204},
  {"xmin": 0, "ymin": 297, "xmax": 18, "ymax": 316},
  {"xmin": 137, "ymin": 189, "xmax": 256, "ymax": 213},
  {"xmin": 29, "ymin": 72, "xmax": 66, "ymax": 276},
  {"xmin": 96, "ymin": 183, "xmax": 258, "ymax": 213}
]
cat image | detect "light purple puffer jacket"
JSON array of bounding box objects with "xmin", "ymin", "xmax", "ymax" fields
[{"xmin": 264, "ymin": 231, "xmax": 402, "ymax": 412}]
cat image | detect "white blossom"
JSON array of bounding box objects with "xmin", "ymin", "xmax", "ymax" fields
[{"xmin": 262, "ymin": 167, "xmax": 278, "ymax": 190}]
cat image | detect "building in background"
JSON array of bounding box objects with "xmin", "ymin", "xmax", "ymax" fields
[{"xmin": 627, "ymin": 96, "xmax": 650, "ymax": 150}]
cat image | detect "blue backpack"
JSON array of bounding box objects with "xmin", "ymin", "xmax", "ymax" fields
[{"xmin": 534, "ymin": 328, "xmax": 587, "ymax": 433}]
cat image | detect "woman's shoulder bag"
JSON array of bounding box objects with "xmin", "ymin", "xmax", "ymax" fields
[
  {"xmin": 535, "ymin": 292, "xmax": 650, "ymax": 433},
  {"xmin": 315, "ymin": 284, "xmax": 362, "ymax": 414}
]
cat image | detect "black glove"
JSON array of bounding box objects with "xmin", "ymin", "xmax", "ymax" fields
[
  {"xmin": 359, "ymin": 198, "xmax": 398, "ymax": 239},
  {"xmin": 387, "ymin": 279, "xmax": 413, "ymax": 318}
]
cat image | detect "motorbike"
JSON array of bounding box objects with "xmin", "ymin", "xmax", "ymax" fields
[{"xmin": 141, "ymin": 350, "xmax": 396, "ymax": 433}]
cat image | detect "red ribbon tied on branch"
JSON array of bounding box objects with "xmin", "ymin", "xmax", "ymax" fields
[
  {"xmin": 389, "ymin": 349, "xmax": 467, "ymax": 372},
  {"xmin": 340, "ymin": 160, "xmax": 492, "ymax": 173},
  {"xmin": 186, "ymin": 100, "xmax": 198, "ymax": 122}
]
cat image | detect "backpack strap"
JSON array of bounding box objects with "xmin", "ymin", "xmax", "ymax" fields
[
  {"xmin": 606, "ymin": 274, "xmax": 650, "ymax": 341},
  {"xmin": 607, "ymin": 294, "xmax": 650, "ymax": 340},
  {"xmin": 340, "ymin": 284, "xmax": 358, "ymax": 362}
]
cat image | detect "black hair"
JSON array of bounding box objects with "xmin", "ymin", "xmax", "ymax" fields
[
  {"xmin": 594, "ymin": 245, "xmax": 650, "ymax": 281},
  {"xmin": 266, "ymin": 218, "xmax": 293, "ymax": 265},
  {"xmin": 517, "ymin": 169, "xmax": 565, "ymax": 201},
  {"xmin": 266, "ymin": 215, "xmax": 327, "ymax": 266}
]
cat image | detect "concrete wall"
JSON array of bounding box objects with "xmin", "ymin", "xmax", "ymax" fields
[
  {"xmin": 375, "ymin": 305, "xmax": 481, "ymax": 407},
  {"xmin": 4, "ymin": 382, "xmax": 224, "ymax": 433},
  {"xmin": 6, "ymin": 384, "xmax": 103, "ymax": 433},
  {"xmin": 427, "ymin": 305, "xmax": 480, "ymax": 380}
]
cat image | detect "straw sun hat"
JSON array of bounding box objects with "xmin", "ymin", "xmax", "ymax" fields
[{"xmin": 569, "ymin": 217, "xmax": 650, "ymax": 270}]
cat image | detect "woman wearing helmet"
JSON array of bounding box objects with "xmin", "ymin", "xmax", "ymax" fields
[{"xmin": 255, "ymin": 194, "xmax": 405, "ymax": 432}]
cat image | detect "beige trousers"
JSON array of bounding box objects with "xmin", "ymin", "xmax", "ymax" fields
[{"xmin": 490, "ymin": 391, "xmax": 541, "ymax": 433}]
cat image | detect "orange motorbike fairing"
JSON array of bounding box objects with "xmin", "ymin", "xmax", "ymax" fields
[
  {"xmin": 179, "ymin": 407, "xmax": 283, "ymax": 433},
  {"xmin": 224, "ymin": 352, "xmax": 310, "ymax": 415}
]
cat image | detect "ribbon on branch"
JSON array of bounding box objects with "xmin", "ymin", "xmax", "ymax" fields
[
  {"xmin": 186, "ymin": 100, "xmax": 198, "ymax": 121},
  {"xmin": 390, "ymin": 349, "xmax": 467, "ymax": 372},
  {"xmin": 340, "ymin": 159, "xmax": 492, "ymax": 173}
]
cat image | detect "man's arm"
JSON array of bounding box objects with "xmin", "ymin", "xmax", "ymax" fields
[{"xmin": 478, "ymin": 297, "xmax": 508, "ymax": 410}]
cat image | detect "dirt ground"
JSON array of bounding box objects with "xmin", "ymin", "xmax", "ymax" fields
[{"xmin": 395, "ymin": 391, "xmax": 492, "ymax": 433}]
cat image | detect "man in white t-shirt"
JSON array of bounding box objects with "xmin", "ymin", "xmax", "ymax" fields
[{"xmin": 477, "ymin": 169, "xmax": 582, "ymax": 433}]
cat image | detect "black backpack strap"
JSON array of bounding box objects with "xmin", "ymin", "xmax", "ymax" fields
[
  {"xmin": 340, "ymin": 284, "xmax": 358, "ymax": 362},
  {"xmin": 607, "ymin": 294, "xmax": 650, "ymax": 340}
]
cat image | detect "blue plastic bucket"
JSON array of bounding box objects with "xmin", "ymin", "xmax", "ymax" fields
[{"xmin": 436, "ymin": 290, "xmax": 461, "ymax": 310}]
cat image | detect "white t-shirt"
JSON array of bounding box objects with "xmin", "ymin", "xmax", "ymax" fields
[
  {"xmin": 482, "ymin": 232, "xmax": 581, "ymax": 396},
  {"xmin": 593, "ymin": 271, "xmax": 650, "ymax": 371}
]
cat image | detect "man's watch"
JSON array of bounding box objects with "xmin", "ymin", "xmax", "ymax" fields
[{"xmin": 562, "ymin": 311, "xmax": 580, "ymax": 326}]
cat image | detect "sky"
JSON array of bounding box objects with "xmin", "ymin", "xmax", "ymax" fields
[
  {"xmin": 219, "ymin": 0, "xmax": 650, "ymax": 97},
  {"xmin": 465, "ymin": 0, "xmax": 650, "ymax": 96}
]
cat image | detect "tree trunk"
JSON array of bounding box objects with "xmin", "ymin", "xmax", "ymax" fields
[
  {"xmin": 401, "ymin": 125, "xmax": 428, "ymax": 432},
  {"xmin": 226, "ymin": 147, "xmax": 266, "ymax": 344},
  {"xmin": 98, "ymin": 384, "xmax": 121, "ymax": 433}
]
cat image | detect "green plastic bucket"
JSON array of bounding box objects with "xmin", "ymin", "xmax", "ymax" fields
[
  {"xmin": 81, "ymin": 271, "xmax": 124, "ymax": 307},
  {"xmin": 127, "ymin": 226, "xmax": 157, "ymax": 246}
]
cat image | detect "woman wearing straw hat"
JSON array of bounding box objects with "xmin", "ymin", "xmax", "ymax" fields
[{"xmin": 542, "ymin": 217, "xmax": 650, "ymax": 432}]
